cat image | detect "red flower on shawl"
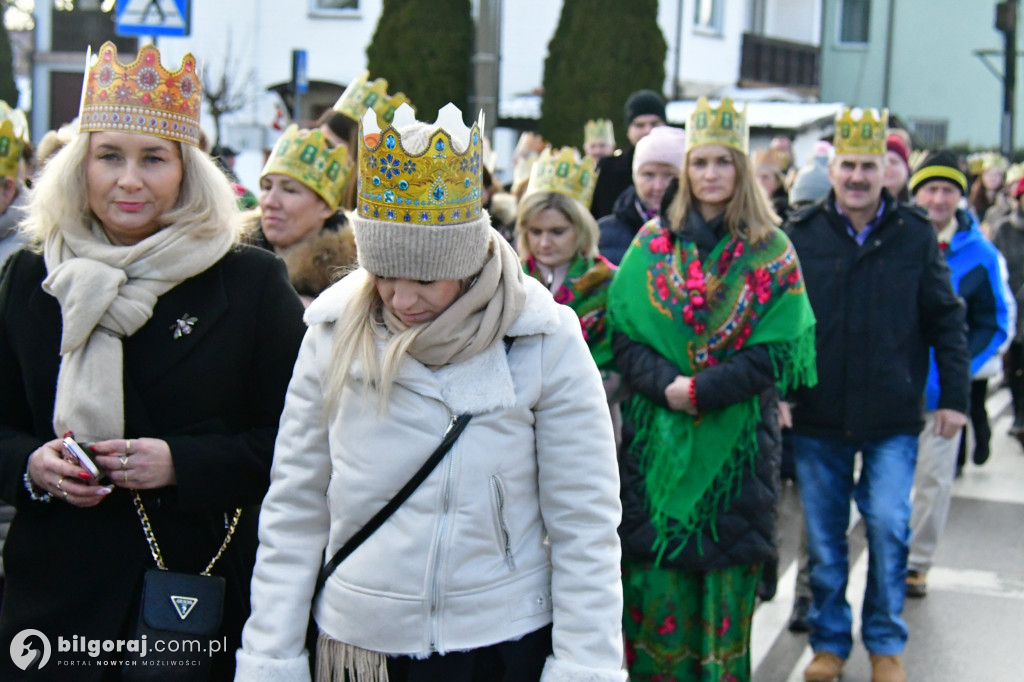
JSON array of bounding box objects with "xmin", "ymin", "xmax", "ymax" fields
[
  {"xmin": 629, "ymin": 606, "xmax": 643, "ymax": 623},
  {"xmin": 786, "ymin": 267, "xmax": 801, "ymax": 286},
  {"xmin": 649, "ymin": 234, "xmax": 672, "ymax": 254},
  {"xmin": 733, "ymin": 323, "xmax": 753, "ymax": 350},
  {"xmin": 554, "ymin": 287, "xmax": 574, "ymax": 305},
  {"xmin": 747, "ymin": 268, "xmax": 773, "ymax": 304},
  {"xmin": 656, "ymin": 615, "xmax": 677, "ymax": 635},
  {"xmin": 716, "ymin": 615, "xmax": 731, "ymax": 637},
  {"xmin": 625, "ymin": 640, "xmax": 637, "ymax": 667},
  {"xmin": 655, "ymin": 272, "xmax": 671, "ymax": 301}
]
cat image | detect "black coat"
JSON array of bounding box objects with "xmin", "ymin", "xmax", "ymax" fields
[
  {"xmin": 0, "ymin": 245, "xmax": 305, "ymax": 681},
  {"xmin": 590, "ymin": 148, "xmax": 634, "ymax": 221},
  {"xmin": 785, "ymin": 192, "xmax": 969, "ymax": 439},
  {"xmin": 614, "ymin": 214, "xmax": 783, "ymax": 571},
  {"xmin": 597, "ymin": 185, "xmax": 646, "ymax": 266}
]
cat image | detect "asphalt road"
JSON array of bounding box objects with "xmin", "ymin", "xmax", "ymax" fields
[{"xmin": 753, "ymin": 386, "xmax": 1024, "ymax": 682}]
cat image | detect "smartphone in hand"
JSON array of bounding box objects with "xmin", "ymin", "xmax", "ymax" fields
[{"xmin": 61, "ymin": 436, "xmax": 103, "ymax": 484}]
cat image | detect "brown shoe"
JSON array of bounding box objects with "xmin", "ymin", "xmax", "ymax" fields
[
  {"xmin": 870, "ymin": 654, "xmax": 906, "ymax": 682},
  {"xmin": 804, "ymin": 650, "xmax": 845, "ymax": 682},
  {"xmin": 906, "ymin": 569, "xmax": 927, "ymax": 598}
]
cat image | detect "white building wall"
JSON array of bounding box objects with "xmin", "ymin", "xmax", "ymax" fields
[{"xmin": 763, "ymin": 0, "xmax": 821, "ymax": 44}]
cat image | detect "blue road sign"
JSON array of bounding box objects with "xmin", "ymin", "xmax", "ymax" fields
[
  {"xmin": 116, "ymin": 0, "xmax": 191, "ymax": 38},
  {"xmin": 293, "ymin": 50, "xmax": 309, "ymax": 94}
]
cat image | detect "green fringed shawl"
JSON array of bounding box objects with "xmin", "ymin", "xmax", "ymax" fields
[
  {"xmin": 608, "ymin": 217, "xmax": 817, "ymax": 564},
  {"xmin": 524, "ymin": 253, "xmax": 617, "ymax": 370}
]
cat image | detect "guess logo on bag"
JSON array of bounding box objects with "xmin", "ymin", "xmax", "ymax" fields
[{"xmin": 170, "ymin": 595, "xmax": 199, "ymax": 620}]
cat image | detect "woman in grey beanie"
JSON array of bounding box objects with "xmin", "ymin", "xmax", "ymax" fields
[{"xmin": 237, "ymin": 104, "xmax": 626, "ymax": 682}]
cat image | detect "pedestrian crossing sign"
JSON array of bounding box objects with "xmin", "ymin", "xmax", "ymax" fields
[{"xmin": 116, "ymin": 0, "xmax": 191, "ymax": 37}]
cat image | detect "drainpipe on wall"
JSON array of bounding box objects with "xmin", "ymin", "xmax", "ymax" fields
[{"xmin": 882, "ymin": 0, "xmax": 895, "ymax": 108}]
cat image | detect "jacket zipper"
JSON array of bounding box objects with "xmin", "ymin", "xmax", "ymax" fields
[
  {"xmin": 490, "ymin": 475, "xmax": 516, "ymax": 571},
  {"xmin": 428, "ymin": 413, "xmax": 458, "ymax": 653}
]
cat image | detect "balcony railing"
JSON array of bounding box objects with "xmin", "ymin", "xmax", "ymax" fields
[{"xmin": 740, "ymin": 33, "xmax": 819, "ymax": 91}]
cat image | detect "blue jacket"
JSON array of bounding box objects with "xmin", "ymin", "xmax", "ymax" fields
[{"xmin": 926, "ymin": 209, "xmax": 1015, "ymax": 410}]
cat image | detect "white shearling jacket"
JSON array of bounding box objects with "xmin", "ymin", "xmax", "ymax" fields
[{"xmin": 236, "ymin": 275, "xmax": 626, "ymax": 682}]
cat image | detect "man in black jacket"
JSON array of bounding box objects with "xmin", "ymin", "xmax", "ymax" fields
[
  {"xmin": 589, "ymin": 89, "xmax": 666, "ymax": 221},
  {"xmin": 784, "ymin": 109, "xmax": 969, "ymax": 682}
]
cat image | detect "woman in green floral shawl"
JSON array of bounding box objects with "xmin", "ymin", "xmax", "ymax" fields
[{"xmin": 608, "ymin": 98, "xmax": 817, "ymax": 682}]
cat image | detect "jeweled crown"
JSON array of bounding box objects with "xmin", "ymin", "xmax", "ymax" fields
[
  {"xmin": 967, "ymin": 151, "xmax": 1008, "ymax": 176},
  {"xmin": 686, "ymin": 97, "xmax": 748, "ymax": 154},
  {"xmin": 79, "ymin": 42, "xmax": 201, "ymax": 146},
  {"xmin": 358, "ymin": 103, "xmax": 484, "ymax": 226},
  {"xmin": 333, "ymin": 71, "xmax": 409, "ymax": 126},
  {"xmin": 0, "ymin": 101, "xmax": 28, "ymax": 180},
  {"xmin": 584, "ymin": 118, "xmax": 615, "ymax": 145},
  {"xmin": 526, "ymin": 147, "xmax": 598, "ymax": 209},
  {"xmin": 262, "ymin": 125, "xmax": 354, "ymax": 210},
  {"xmin": 833, "ymin": 108, "xmax": 888, "ymax": 156}
]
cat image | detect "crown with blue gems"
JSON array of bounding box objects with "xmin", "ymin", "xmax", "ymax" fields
[
  {"xmin": 834, "ymin": 107, "xmax": 888, "ymax": 156},
  {"xmin": 526, "ymin": 147, "xmax": 598, "ymax": 209},
  {"xmin": 358, "ymin": 102, "xmax": 483, "ymax": 227},
  {"xmin": 686, "ymin": 97, "xmax": 748, "ymax": 154},
  {"xmin": 261, "ymin": 125, "xmax": 353, "ymax": 210},
  {"xmin": 78, "ymin": 42, "xmax": 201, "ymax": 147},
  {"xmin": 332, "ymin": 71, "xmax": 410, "ymax": 125},
  {"xmin": 0, "ymin": 101, "xmax": 28, "ymax": 180}
]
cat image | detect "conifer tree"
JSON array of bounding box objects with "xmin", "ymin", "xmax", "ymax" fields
[
  {"xmin": 541, "ymin": 0, "xmax": 666, "ymax": 147},
  {"xmin": 0, "ymin": 5, "xmax": 19, "ymax": 107},
  {"xmin": 366, "ymin": 0, "xmax": 473, "ymax": 118}
]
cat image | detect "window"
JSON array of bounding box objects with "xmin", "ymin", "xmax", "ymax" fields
[
  {"xmin": 910, "ymin": 119, "xmax": 948, "ymax": 149},
  {"xmin": 309, "ymin": 0, "xmax": 359, "ymax": 17},
  {"xmin": 695, "ymin": 0, "xmax": 723, "ymax": 34},
  {"xmin": 838, "ymin": 0, "xmax": 870, "ymax": 44}
]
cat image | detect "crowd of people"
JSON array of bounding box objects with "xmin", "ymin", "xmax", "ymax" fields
[{"xmin": 0, "ymin": 40, "xmax": 1021, "ymax": 682}]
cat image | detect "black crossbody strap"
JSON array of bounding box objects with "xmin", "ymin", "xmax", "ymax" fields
[{"xmin": 312, "ymin": 337, "xmax": 514, "ymax": 599}]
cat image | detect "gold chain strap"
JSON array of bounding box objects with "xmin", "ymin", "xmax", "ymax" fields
[{"xmin": 131, "ymin": 492, "xmax": 242, "ymax": 576}]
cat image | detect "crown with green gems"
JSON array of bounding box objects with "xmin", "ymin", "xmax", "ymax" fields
[
  {"xmin": 261, "ymin": 125, "xmax": 353, "ymax": 210},
  {"xmin": 686, "ymin": 97, "xmax": 748, "ymax": 154},
  {"xmin": 332, "ymin": 71, "xmax": 409, "ymax": 125},
  {"xmin": 357, "ymin": 103, "xmax": 484, "ymax": 227},
  {"xmin": 834, "ymin": 107, "xmax": 888, "ymax": 156},
  {"xmin": 584, "ymin": 118, "xmax": 614, "ymax": 145},
  {"xmin": 526, "ymin": 147, "xmax": 598, "ymax": 208},
  {"xmin": 0, "ymin": 101, "xmax": 28, "ymax": 180}
]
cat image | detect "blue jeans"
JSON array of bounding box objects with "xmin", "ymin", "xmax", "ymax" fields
[{"xmin": 791, "ymin": 433, "xmax": 918, "ymax": 658}]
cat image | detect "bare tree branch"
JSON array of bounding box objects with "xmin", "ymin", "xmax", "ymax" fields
[{"xmin": 200, "ymin": 29, "xmax": 257, "ymax": 147}]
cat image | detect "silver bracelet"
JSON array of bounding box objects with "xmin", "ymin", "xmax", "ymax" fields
[{"xmin": 23, "ymin": 471, "xmax": 52, "ymax": 503}]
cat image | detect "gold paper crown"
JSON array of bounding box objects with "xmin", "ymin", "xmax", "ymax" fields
[
  {"xmin": 584, "ymin": 119, "xmax": 615, "ymax": 145},
  {"xmin": 332, "ymin": 71, "xmax": 410, "ymax": 126},
  {"xmin": 261, "ymin": 125, "xmax": 354, "ymax": 210},
  {"xmin": 833, "ymin": 108, "xmax": 888, "ymax": 156},
  {"xmin": 357, "ymin": 103, "xmax": 484, "ymax": 226},
  {"xmin": 686, "ymin": 97, "xmax": 748, "ymax": 154},
  {"xmin": 0, "ymin": 101, "xmax": 29, "ymax": 180},
  {"xmin": 79, "ymin": 42, "xmax": 201, "ymax": 146},
  {"xmin": 1007, "ymin": 161, "xmax": 1024, "ymax": 188},
  {"xmin": 526, "ymin": 147, "xmax": 598, "ymax": 209},
  {"xmin": 967, "ymin": 151, "xmax": 1008, "ymax": 176}
]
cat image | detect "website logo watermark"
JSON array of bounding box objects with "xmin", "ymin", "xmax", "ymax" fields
[
  {"xmin": 10, "ymin": 629, "xmax": 227, "ymax": 670},
  {"xmin": 10, "ymin": 629, "xmax": 51, "ymax": 671}
]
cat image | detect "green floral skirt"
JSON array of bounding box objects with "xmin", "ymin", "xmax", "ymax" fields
[{"xmin": 622, "ymin": 559, "xmax": 763, "ymax": 682}]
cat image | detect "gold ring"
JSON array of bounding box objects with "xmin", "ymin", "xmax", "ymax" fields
[
  {"xmin": 56, "ymin": 476, "xmax": 64, "ymax": 491},
  {"xmin": 119, "ymin": 455, "xmax": 129, "ymax": 469},
  {"xmin": 124, "ymin": 470, "xmax": 130, "ymax": 485},
  {"xmin": 62, "ymin": 490, "xmax": 68, "ymax": 500},
  {"xmin": 125, "ymin": 440, "xmax": 132, "ymax": 455}
]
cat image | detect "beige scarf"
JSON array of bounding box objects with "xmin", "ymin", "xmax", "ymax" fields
[
  {"xmin": 381, "ymin": 231, "xmax": 527, "ymax": 368},
  {"xmin": 42, "ymin": 217, "xmax": 233, "ymax": 442}
]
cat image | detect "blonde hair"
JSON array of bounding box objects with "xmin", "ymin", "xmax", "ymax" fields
[
  {"xmin": 666, "ymin": 146, "xmax": 779, "ymax": 243},
  {"xmin": 513, "ymin": 190, "xmax": 600, "ymax": 261},
  {"xmin": 20, "ymin": 132, "xmax": 244, "ymax": 248}
]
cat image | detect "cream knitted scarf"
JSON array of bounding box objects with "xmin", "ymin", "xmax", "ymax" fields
[
  {"xmin": 42, "ymin": 217, "xmax": 233, "ymax": 442},
  {"xmin": 382, "ymin": 230, "xmax": 526, "ymax": 369}
]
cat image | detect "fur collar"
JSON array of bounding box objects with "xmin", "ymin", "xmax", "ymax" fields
[{"xmin": 305, "ymin": 273, "xmax": 562, "ymax": 414}]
